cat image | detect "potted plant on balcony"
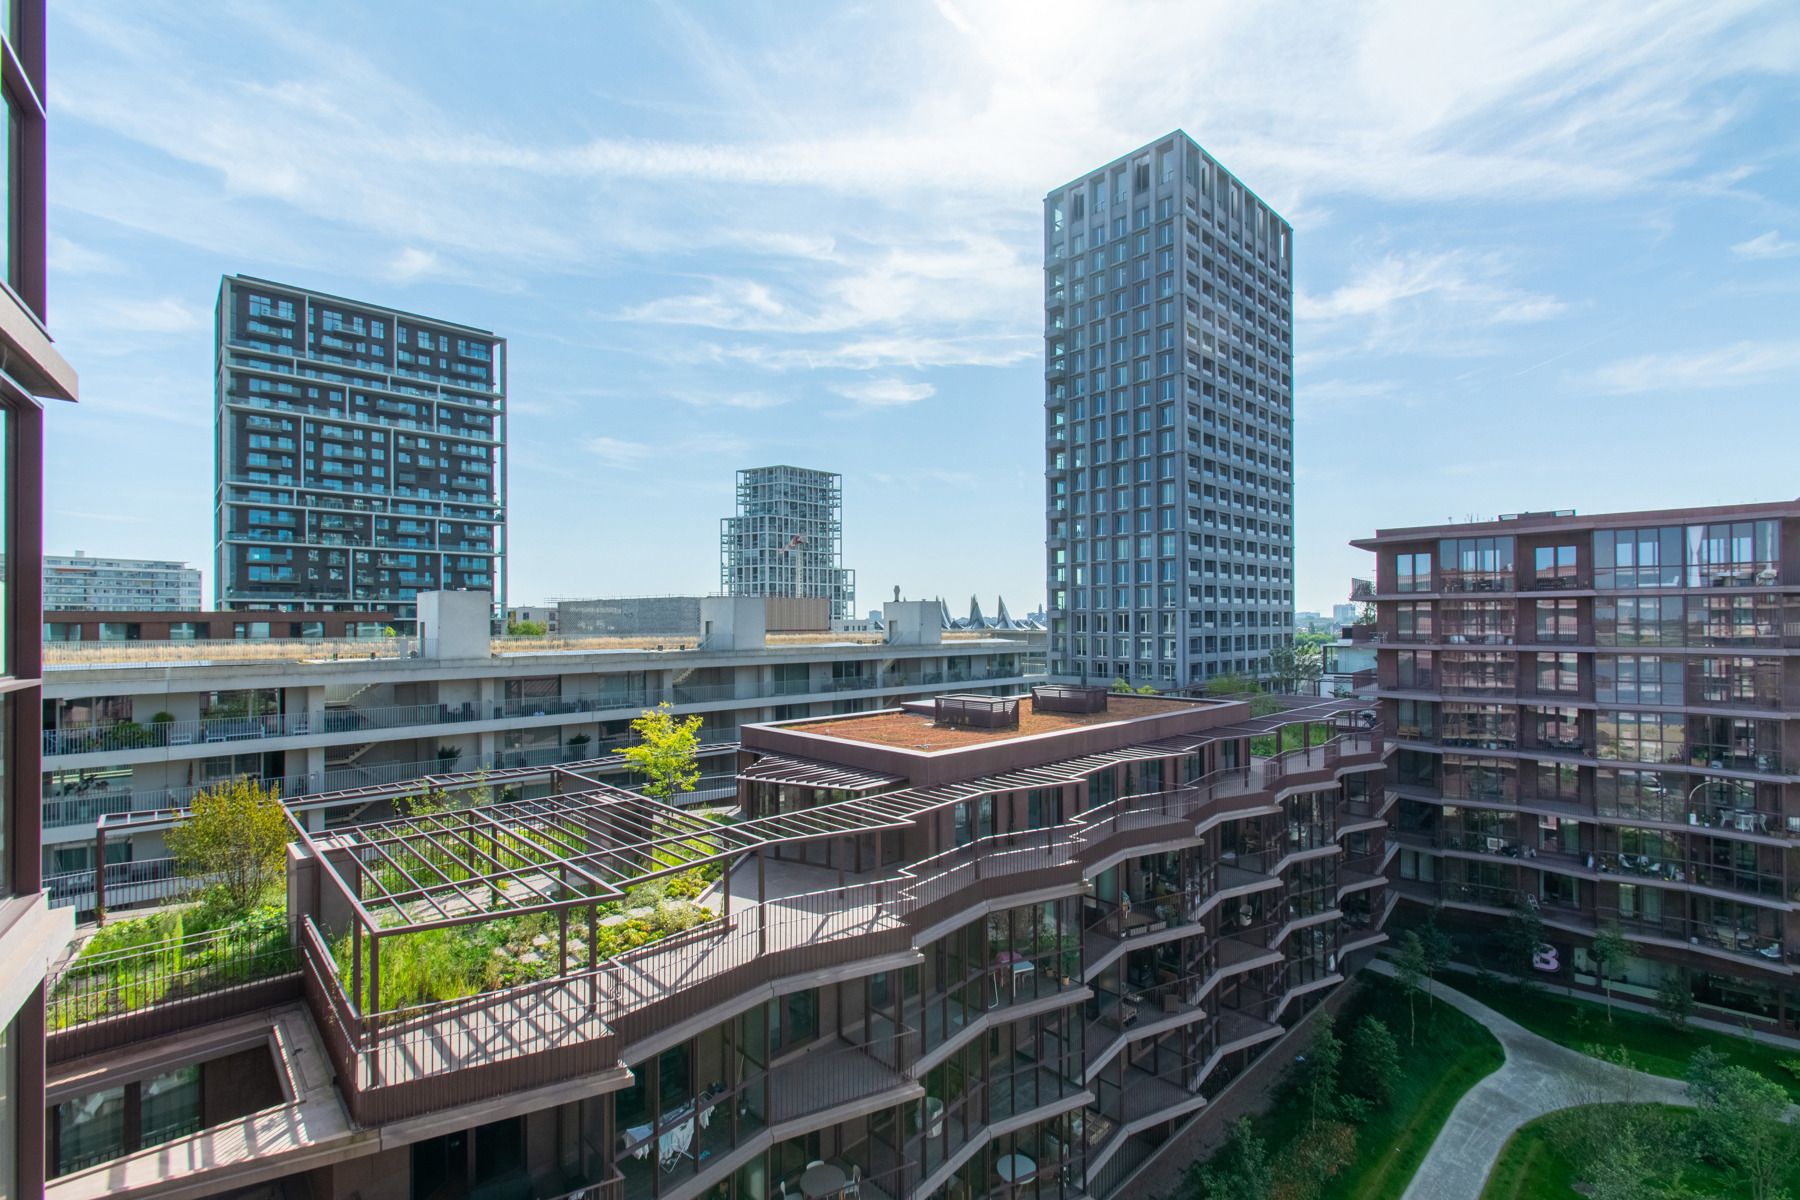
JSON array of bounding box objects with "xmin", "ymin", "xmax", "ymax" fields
[
  {"xmin": 566, "ymin": 733, "xmax": 592, "ymax": 761},
  {"xmin": 436, "ymin": 745, "xmax": 463, "ymax": 771},
  {"xmin": 147, "ymin": 712, "xmax": 175, "ymax": 746}
]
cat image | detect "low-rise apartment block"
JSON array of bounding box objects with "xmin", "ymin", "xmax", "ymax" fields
[
  {"xmin": 44, "ymin": 555, "xmax": 202, "ymax": 612},
  {"xmin": 39, "ymin": 686, "xmax": 1387, "ymax": 1200},
  {"xmin": 1356, "ymin": 501, "xmax": 1800, "ymax": 1026}
]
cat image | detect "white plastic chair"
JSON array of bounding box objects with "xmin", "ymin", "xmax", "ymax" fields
[{"xmin": 843, "ymin": 1164, "xmax": 862, "ymax": 1198}]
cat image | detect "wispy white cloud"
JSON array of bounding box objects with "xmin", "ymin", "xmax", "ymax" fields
[
  {"xmin": 1299, "ymin": 252, "xmax": 1564, "ymax": 326},
  {"xmin": 385, "ymin": 246, "xmax": 443, "ymax": 281},
  {"xmin": 77, "ymin": 296, "xmax": 207, "ymax": 335},
  {"xmin": 48, "ymin": 234, "xmax": 120, "ymax": 275},
  {"xmin": 672, "ymin": 390, "xmax": 788, "ymax": 411},
  {"xmin": 1731, "ymin": 231, "xmax": 1800, "ymax": 260},
  {"xmin": 1297, "ymin": 250, "xmax": 1567, "ymax": 362},
  {"xmin": 584, "ymin": 436, "xmax": 652, "ymax": 467},
  {"xmin": 1299, "ymin": 379, "xmax": 1399, "ymax": 408},
  {"xmin": 1585, "ymin": 339, "xmax": 1800, "ymax": 394},
  {"xmin": 829, "ymin": 378, "xmax": 935, "ymax": 410},
  {"xmin": 584, "ymin": 430, "xmax": 750, "ymax": 468}
]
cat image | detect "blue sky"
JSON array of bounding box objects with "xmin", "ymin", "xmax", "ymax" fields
[{"xmin": 43, "ymin": 1, "xmax": 1800, "ymax": 614}]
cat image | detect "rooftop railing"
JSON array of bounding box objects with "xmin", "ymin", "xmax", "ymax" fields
[
  {"xmin": 46, "ymin": 926, "xmax": 299, "ymax": 1061},
  {"xmin": 42, "ymin": 670, "xmax": 1035, "ymax": 759}
]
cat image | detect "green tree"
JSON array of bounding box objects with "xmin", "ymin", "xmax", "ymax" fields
[
  {"xmin": 1691, "ymin": 1063, "xmax": 1797, "ymax": 1200},
  {"xmin": 1685, "ymin": 1046, "xmax": 1729, "ymax": 1108},
  {"xmin": 1392, "ymin": 929, "xmax": 1427, "ymax": 1044},
  {"xmin": 1503, "ymin": 900, "xmax": 1546, "ymax": 979},
  {"xmin": 1268, "ymin": 640, "xmax": 1323, "ymax": 693},
  {"xmin": 1591, "ymin": 923, "xmax": 1632, "ymax": 1021},
  {"xmin": 1270, "ymin": 1121, "xmax": 1357, "ymax": 1200},
  {"xmin": 506, "ymin": 618, "xmax": 548, "ymax": 636},
  {"xmin": 1300, "ymin": 1011, "xmax": 1344, "ymax": 1129},
  {"xmin": 1656, "ymin": 968, "xmax": 1695, "ymax": 1031},
  {"xmin": 1192, "ymin": 1117, "xmax": 1271, "ymax": 1200},
  {"xmin": 165, "ymin": 778, "xmax": 290, "ymax": 912},
  {"xmin": 1420, "ymin": 918, "xmax": 1454, "ymax": 1020},
  {"xmin": 1204, "ymin": 672, "xmax": 1256, "ymax": 697},
  {"xmin": 395, "ymin": 784, "xmax": 460, "ymax": 818},
  {"xmin": 620, "ymin": 702, "xmax": 703, "ymax": 802},
  {"xmin": 1347, "ymin": 1015, "xmax": 1402, "ymax": 1109}
]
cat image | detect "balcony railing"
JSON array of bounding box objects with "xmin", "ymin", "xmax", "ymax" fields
[
  {"xmin": 41, "ymin": 670, "xmax": 1036, "ymax": 758},
  {"xmin": 285, "ymin": 726, "xmax": 1384, "ymax": 1124},
  {"xmin": 44, "ymin": 857, "xmax": 193, "ymax": 908}
]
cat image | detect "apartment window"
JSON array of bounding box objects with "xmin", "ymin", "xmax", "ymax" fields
[
  {"xmin": 769, "ymin": 989, "xmax": 820, "ymax": 1057},
  {"xmin": 1596, "ymin": 595, "xmax": 1684, "ymax": 647},
  {"xmin": 1594, "ymin": 526, "xmax": 1683, "ymax": 589},
  {"xmin": 1533, "ymin": 544, "xmax": 1578, "ymax": 587},
  {"xmin": 1596, "ymin": 710, "xmax": 1684, "ymax": 764},
  {"xmin": 1687, "ymin": 520, "xmax": 1779, "ymax": 587},
  {"xmin": 1395, "ymin": 649, "xmax": 1434, "ymax": 690},
  {"xmin": 1596, "ymin": 655, "xmax": 1683, "ymax": 706},
  {"xmin": 1537, "ymin": 762, "xmax": 1581, "ymax": 802},
  {"xmin": 1395, "ymin": 601, "xmax": 1433, "ymax": 641},
  {"xmin": 1393, "ymin": 551, "xmax": 1431, "ymax": 593},
  {"xmin": 140, "ymin": 1067, "xmax": 202, "ymax": 1146},
  {"xmin": 1533, "ymin": 599, "xmax": 1578, "ymax": 644},
  {"xmin": 0, "ymin": 86, "xmax": 16, "ymax": 295},
  {"xmin": 53, "ymin": 1085, "xmax": 126, "ymax": 1175},
  {"xmin": 1696, "ymin": 656, "xmax": 1774, "ymax": 706},
  {"xmin": 1438, "ymin": 536, "xmax": 1515, "ymax": 592},
  {"xmin": 1535, "ymin": 652, "xmax": 1579, "ymax": 694},
  {"xmin": 1535, "ymin": 706, "xmax": 1582, "ymax": 750},
  {"xmin": 1440, "ymin": 599, "xmax": 1512, "ymax": 644}
]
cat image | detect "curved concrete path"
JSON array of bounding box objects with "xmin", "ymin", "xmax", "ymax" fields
[{"xmin": 1364, "ymin": 961, "xmax": 1693, "ymax": 1200}]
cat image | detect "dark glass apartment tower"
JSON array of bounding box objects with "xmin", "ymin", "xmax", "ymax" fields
[
  {"xmin": 1358, "ymin": 503, "xmax": 1800, "ymax": 1027},
  {"xmin": 0, "ymin": 4, "xmax": 80, "ymax": 1198},
  {"xmin": 212, "ymin": 276, "xmax": 506, "ymax": 617},
  {"xmin": 1044, "ymin": 132, "xmax": 1296, "ymax": 689}
]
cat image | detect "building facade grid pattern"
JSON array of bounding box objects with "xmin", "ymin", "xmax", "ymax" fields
[
  {"xmin": 212, "ymin": 275, "xmax": 506, "ymax": 617},
  {"xmin": 1045, "ymin": 132, "xmax": 1296, "ymax": 688},
  {"xmin": 720, "ymin": 465, "xmax": 856, "ymax": 619}
]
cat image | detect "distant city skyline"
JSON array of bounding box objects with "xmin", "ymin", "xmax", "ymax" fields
[{"xmin": 40, "ymin": 3, "xmax": 1800, "ymax": 614}]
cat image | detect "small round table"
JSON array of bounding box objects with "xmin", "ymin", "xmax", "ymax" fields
[
  {"xmin": 798, "ymin": 1163, "xmax": 848, "ymax": 1199},
  {"xmin": 996, "ymin": 1153, "xmax": 1036, "ymax": 1183}
]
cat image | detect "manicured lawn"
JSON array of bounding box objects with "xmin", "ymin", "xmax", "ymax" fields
[
  {"xmin": 1230, "ymin": 975, "xmax": 1505, "ymax": 1200},
  {"xmin": 1441, "ymin": 973, "xmax": 1800, "ymax": 1100},
  {"xmin": 1480, "ymin": 1104, "xmax": 1800, "ymax": 1200}
]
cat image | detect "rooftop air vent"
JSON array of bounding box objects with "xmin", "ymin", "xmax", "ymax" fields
[
  {"xmin": 1031, "ymin": 684, "xmax": 1109, "ymax": 715},
  {"xmin": 933, "ymin": 694, "xmax": 1020, "ymax": 730}
]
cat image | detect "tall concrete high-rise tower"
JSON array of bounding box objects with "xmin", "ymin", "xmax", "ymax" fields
[
  {"xmin": 720, "ymin": 465, "xmax": 855, "ymax": 619},
  {"xmin": 1044, "ymin": 132, "xmax": 1295, "ymax": 688},
  {"xmin": 213, "ymin": 276, "xmax": 506, "ymax": 617}
]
